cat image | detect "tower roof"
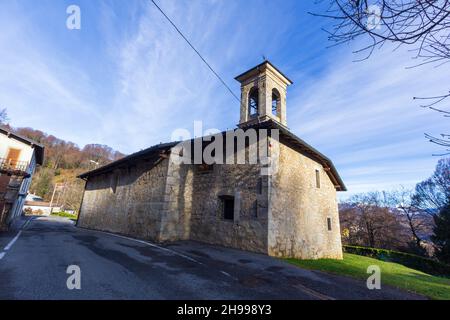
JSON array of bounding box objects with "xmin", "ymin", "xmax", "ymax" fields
[{"xmin": 234, "ymin": 60, "xmax": 293, "ymax": 85}]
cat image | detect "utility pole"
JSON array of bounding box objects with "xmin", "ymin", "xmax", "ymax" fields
[
  {"xmin": 49, "ymin": 183, "xmax": 58, "ymax": 213},
  {"xmin": 55, "ymin": 186, "xmax": 62, "ymax": 209},
  {"xmin": 56, "ymin": 182, "xmax": 67, "ymax": 211},
  {"xmin": 49, "ymin": 183, "xmax": 63, "ymax": 214}
]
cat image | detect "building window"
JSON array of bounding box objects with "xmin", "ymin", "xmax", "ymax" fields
[
  {"xmin": 315, "ymin": 169, "xmax": 320, "ymax": 188},
  {"xmin": 257, "ymin": 177, "xmax": 263, "ymax": 194},
  {"xmin": 252, "ymin": 200, "xmax": 258, "ymax": 218},
  {"xmin": 220, "ymin": 196, "xmax": 235, "ymax": 221},
  {"xmin": 272, "ymin": 89, "xmax": 280, "ymax": 116},
  {"xmin": 327, "ymin": 217, "xmax": 332, "ymax": 231},
  {"xmin": 248, "ymin": 87, "xmax": 259, "ymax": 116},
  {"xmin": 2, "ymin": 148, "xmax": 22, "ymax": 170}
]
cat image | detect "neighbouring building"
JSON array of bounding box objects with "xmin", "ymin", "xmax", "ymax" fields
[
  {"xmin": 78, "ymin": 61, "xmax": 346, "ymax": 259},
  {"xmin": 23, "ymin": 194, "xmax": 60, "ymax": 216},
  {"xmin": 0, "ymin": 126, "xmax": 44, "ymax": 230}
]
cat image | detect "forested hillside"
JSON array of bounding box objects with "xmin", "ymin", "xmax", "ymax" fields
[{"xmin": 1, "ymin": 112, "xmax": 124, "ymax": 212}]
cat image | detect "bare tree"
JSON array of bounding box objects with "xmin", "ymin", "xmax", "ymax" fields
[
  {"xmin": 59, "ymin": 180, "xmax": 84, "ymax": 213},
  {"xmin": 343, "ymin": 191, "xmax": 408, "ymax": 249},
  {"xmin": 0, "ymin": 108, "xmax": 9, "ymax": 124},
  {"xmin": 313, "ymin": 0, "xmax": 450, "ymax": 154},
  {"xmin": 388, "ymin": 187, "xmax": 432, "ymax": 251},
  {"xmin": 413, "ymin": 157, "xmax": 450, "ymax": 212}
]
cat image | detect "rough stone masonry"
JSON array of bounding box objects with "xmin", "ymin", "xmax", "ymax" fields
[{"xmin": 77, "ymin": 61, "xmax": 346, "ymax": 259}]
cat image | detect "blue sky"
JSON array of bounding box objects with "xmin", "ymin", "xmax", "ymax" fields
[{"xmin": 0, "ymin": 0, "xmax": 448, "ymax": 198}]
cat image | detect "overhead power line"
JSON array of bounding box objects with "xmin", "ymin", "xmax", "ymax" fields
[{"xmin": 150, "ymin": 0, "xmax": 240, "ymax": 102}]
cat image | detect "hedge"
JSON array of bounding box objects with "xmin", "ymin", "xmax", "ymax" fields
[
  {"xmin": 51, "ymin": 211, "xmax": 78, "ymax": 219},
  {"xmin": 343, "ymin": 245, "xmax": 450, "ymax": 278}
]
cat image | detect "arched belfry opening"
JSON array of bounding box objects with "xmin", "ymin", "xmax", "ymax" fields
[
  {"xmin": 248, "ymin": 87, "xmax": 259, "ymax": 116},
  {"xmin": 272, "ymin": 88, "xmax": 281, "ymax": 117},
  {"xmin": 235, "ymin": 61, "xmax": 292, "ymax": 128}
]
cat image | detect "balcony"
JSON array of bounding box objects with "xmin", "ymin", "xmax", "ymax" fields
[{"xmin": 0, "ymin": 158, "xmax": 30, "ymax": 177}]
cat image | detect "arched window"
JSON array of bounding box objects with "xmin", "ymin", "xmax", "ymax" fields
[
  {"xmin": 272, "ymin": 89, "xmax": 280, "ymax": 116},
  {"xmin": 248, "ymin": 87, "xmax": 259, "ymax": 116}
]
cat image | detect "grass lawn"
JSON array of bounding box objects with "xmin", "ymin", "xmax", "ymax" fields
[
  {"xmin": 286, "ymin": 253, "xmax": 450, "ymax": 300},
  {"xmin": 51, "ymin": 212, "xmax": 78, "ymax": 220}
]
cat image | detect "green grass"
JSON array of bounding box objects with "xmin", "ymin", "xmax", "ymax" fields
[
  {"xmin": 51, "ymin": 211, "xmax": 78, "ymax": 219},
  {"xmin": 286, "ymin": 253, "xmax": 450, "ymax": 300}
]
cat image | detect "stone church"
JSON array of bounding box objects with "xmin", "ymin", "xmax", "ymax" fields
[{"xmin": 78, "ymin": 61, "xmax": 346, "ymax": 259}]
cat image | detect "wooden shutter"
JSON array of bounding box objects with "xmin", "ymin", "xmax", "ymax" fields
[
  {"xmin": 6, "ymin": 148, "xmax": 21, "ymax": 166},
  {"xmin": 315, "ymin": 169, "xmax": 321, "ymax": 188}
]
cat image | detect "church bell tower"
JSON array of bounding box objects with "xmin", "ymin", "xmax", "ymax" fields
[{"xmin": 235, "ymin": 61, "xmax": 293, "ymax": 128}]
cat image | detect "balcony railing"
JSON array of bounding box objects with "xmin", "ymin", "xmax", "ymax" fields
[{"xmin": 0, "ymin": 158, "xmax": 29, "ymax": 173}]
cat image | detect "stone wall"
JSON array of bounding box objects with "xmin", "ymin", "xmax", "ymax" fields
[
  {"xmin": 78, "ymin": 158, "xmax": 170, "ymax": 241},
  {"xmin": 268, "ymin": 139, "xmax": 343, "ymax": 259},
  {"xmin": 158, "ymin": 152, "xmax": 194, "ymax": 242},
  {"xmin": 183, "ymin": 160, "xmax": 269, "ymax": 254},
  {"xmin": 78, "ymin": 136, "xmax": 343, "ymax": 259},
  {"xmin": 77, "ymin": 144, "xmax": 270, "ymax": 252}
]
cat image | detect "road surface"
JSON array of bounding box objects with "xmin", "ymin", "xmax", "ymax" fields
[{"xmin": 0, "ymin": 216, "xmax": 425, "ymax": 300}]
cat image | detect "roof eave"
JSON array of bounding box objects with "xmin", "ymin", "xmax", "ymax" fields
[
  {"xmin": 234, "ymin": 61, "xmax": 294, "ymax": 85},
  {"xmin": 251, "ymin": 120, "xmax": 346, "ymax": 192},
  {"xmin": 78, "ymin": 142, "xmax": 178, "ymax": 179},
  {"xmin": 0, "ymin": 125, "xmax": 45, "ymax": 165}
]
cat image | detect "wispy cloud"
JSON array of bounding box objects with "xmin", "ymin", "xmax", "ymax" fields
[
  {"xmin": 0, "ymin": 1, "xmax": 103, "ymax": 143},
  {"xmin": 0, "ymin": 0, "xmax": 447, "ymax": 197},
  {"xmin": 95, "ymin": 0, "xmax": 238, "ymax": 150},
  {"xmin": 287, "ymin": 43, "xmax": 450, "ymax": 197}
]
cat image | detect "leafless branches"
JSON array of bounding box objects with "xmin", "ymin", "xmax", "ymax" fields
[
  {"xmin": 415, "ymin": 92, "xmax": 450, "ymax": 155},
  {"xmin": 312, "ymin": 1, "xmax": 450, "ymax": 59},
  {"xmin": 0, "ymin": 108, "xmax": 8, "ymax": 124},
  {"xmin": 313, "ymin": 1, "xmax": 450, "ymax": 153},
  {"xmin": 341, "ymin": 191, "xmax": 409, "ymax": 249},
  {"xmin": 388, "ymin": 187, "xmax": 429, "ymax": 249}
]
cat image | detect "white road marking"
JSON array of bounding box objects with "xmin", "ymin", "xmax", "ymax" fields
[
  {"xmin": 0, "ymin": 230, "xmax": 23, "ymax": 261},
  {"xmin": 96, "ymin": 230, "xmax": 204, "ymax": 265},
  {"xmin": 95, "ymin": 230, "xmax": 238, "ymax": 281},
  {"xmin": 4, "ymin": 230, "xmax": 22, "ymax": 251},
  {"xmin": 22, "ymin": 217, "xmax": 33, "ymax": 229},
  {"xmin": 220, "ymin": 270, "xmax": 237, "ymax": 280},
  {"xmin": 294, "ymin": 282, "xmax": 335, "ymax": 300},
  {"xmin": 103, "ymin": 229, "xmax": 335, "ymax": 297},
  {"xmin": 86, "ymin": 228, "xmax": 239, "ymax": 280}
]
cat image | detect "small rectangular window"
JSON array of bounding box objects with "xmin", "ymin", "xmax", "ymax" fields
[
  {"xmin": 221, "ymin": 196, "xmax": 234, "ymax": 220},
  {"xmin": 257, "ymin": 177, "xmax": 263, "ymax": 194},
  {"xmin": 252, "ymin": 200, "xmax": 258, "ymax": 218},
  {"xmin": 315, "ymin": 169, "xmax": 321, "ymax": 188},
  {"xmin": 327, "ymin": 217, "xmax": 332, "ymax": 231}
]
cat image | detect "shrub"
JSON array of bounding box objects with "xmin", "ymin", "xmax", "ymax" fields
[
  {"xmin": 51, "ymin": 211, "xmax": 78, "ymax": 219},
  {"xmin": 343, "ymin": 245, "xmax": 450, "ymax": 278}
]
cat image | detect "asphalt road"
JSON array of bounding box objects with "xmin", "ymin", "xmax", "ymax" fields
[{"xmin": 0, "ymin": 216, "xmax": 425, "ymax": 300}]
